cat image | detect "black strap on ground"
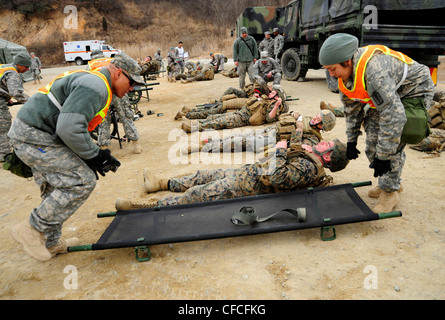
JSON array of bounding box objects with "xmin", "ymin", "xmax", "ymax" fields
[{"xmin": 231, "ymin": 206, "xmax": 306, "ymax": 226}]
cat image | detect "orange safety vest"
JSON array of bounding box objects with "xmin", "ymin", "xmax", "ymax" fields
[
  {"xmin": 88, "ymin": 57, "xmax": 112, "ymax": 71},
  {"xmin": 338, "ymin": 45, "xmax": 413, "ymax": 108},
  {"xmin": 38, "ymin": 70, "xmax": 112, "ymax": 131},
  {"xmin": 0, "ymin": 64, "xmax": 18, "ymax": 80}
]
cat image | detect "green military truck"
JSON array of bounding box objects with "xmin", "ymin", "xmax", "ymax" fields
[{"xmin": 236, "ymin": 0, "xmax": 445, "ymax": 90}]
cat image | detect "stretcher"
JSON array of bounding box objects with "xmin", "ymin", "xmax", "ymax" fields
[{"xmin": 68, "ymin": 181, "xmax": 402, "ymax": 261}]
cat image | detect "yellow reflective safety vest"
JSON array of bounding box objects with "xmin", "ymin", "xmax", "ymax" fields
[
  {"xmin": 338, "ymin": 45, "xmax": 413, "ymax": 108},
  {"xmin": 88, "ymin": 57, "xmax": 112, "ymax": 71},
  {"xmin": 0, "ymin": 64, "xmax": 18, "ymax": 80},
  {"xmin": 38, "ymin": 70, "xmax": 112, "ymax": 131}
]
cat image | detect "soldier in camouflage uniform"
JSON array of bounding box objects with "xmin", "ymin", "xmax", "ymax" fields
[
  {"xmin": 8, "ymin": 53, "xmax": 144, "ymax": 261},
  {"xmin": 210, "ymin": 53, "xmax": 226, "ymax": 72},
  {"xmin": 181, "ymin": 63, "xmax": 214, "ymax": 84},
  {"xmin": 181, "ymin": 86, "xmax": 288, "ymax": 132},
  {"xmin": 0, "ymin": 52, "xmax": 31, "ymax": 162},
  {"xmin": 185, "ymin": 109, "xmax": 336, "ymax": 155},
  {"xmin": 319, "ymin": 33, "xmax": 434, "ymax": 213},
  {"xmin": 167, "ymin": 47, "xmax": 180, "ymax": 82},
  {"xmin": 253, "ymin": 51, "xmax": 281, "ymax": 92},
  {"xmin": 115, "ymin": 127, "xmax": 349, "ymax": 209},
  {"xmin": 259, "ymin": 31, "xmax": 274, "ymax": 59},
  {"xmin": 30, "ymin": 52, "xmax": 42, "ymax": 84},
  {"xmin": 233, "ymin": 27, "xmax": 259, "ymax": 89},
  {"xmin": 174, "ymin": 84, "xmax": 259, "ymax": 121},
  {"xmin": 88, "ymin": 50, "xmax": 142, "ymax": 154},
  {"xmin": 221, "ymin": 67, "xmax": 239, "ymax": 78},
  {"xmin": 272, "ymin": 28, "xmax": 284, "ymax": 63}
]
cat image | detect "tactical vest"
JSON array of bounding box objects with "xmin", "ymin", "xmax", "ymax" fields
[
  {"xmin": 38, "ymin": 70, "xmax": 112, "ymax": 132},
  {"xmin": 88, "ymin": 57, "xmax": 112, "ymax": 71},
  {"xmin": 276, "ymin": 113, "xmax": 297, "ymax": 140},
  {"xmin": 259, "ymin": 144, "xmax": 331, "ymax": 193},
  {"xmin": 338, "ymin": 45, "xmax": 413, "ymax": 108}
]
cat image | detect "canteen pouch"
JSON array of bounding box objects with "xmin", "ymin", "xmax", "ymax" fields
[{"xmin": 401, "ymin": 97, "xmax": 430, "ymax": 144}]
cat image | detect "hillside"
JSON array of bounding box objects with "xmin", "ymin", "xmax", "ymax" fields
[{"xmin": 0, "ymin": 0, "xmax": 289, "ymax": 65}]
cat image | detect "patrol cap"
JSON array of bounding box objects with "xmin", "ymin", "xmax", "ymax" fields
[
  {"xmin": 328, "ymin": 139, "xmax": 350, "ymax": 172},
  {"xmin": 240, "ymin": 27, "xmax": 248, "ymax": 34},
  {"xmin": 111, "ymin": 53, "xmax": 144, "ymax": 85},
  {"xmin": 319, "ymin": 33, "xmax": 359, "ymax": 65},
  {"xmin": 260, "ymin": 51, "xmax": 268, "ymax": 61},
  {"xmin": 13, "ymin": 52, "xmax": 32, "ymax": 68},
  {"xmin": 273, "ymin": 27, "xmax": 279, "ymax": 33},
  {"xmin": 264, "ymin": 31, "xmax": 270, "ymax": 35},
  {"xmin": 320, "ymin": 110, "xmax": 336, "ymax": 131}
]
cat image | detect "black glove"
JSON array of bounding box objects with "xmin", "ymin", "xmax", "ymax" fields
[
  {"xmin": 369, "ymin": 158, "xmax": 391, "ymax": 177},
  {"xmin": 84, "ymin": 149, "xmax": 121, "ymax": 179},
  {"xmin": 346, "ymin": 142, "xmax": 361, "ymax": 160}
]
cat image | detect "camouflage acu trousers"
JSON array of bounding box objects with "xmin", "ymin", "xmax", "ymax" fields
[
  {"xmin": 98, "ymin": 95, "xmax": 139, "ymax": 146},
  {"xmin": 199, "ymin": 108, "xmax": 250, "ymax": 131},
  {"xmin": 364, "ymin": 108, "xmax": 406, "ymax": 193},
  {"xmin": 237, "ymin": 61, "xmax": 254, "ymax": 89},
  {"xmin": 0, "ymin": 103, "xmax": 12, "ymax": 161},
  {"xmin": 187, "ymin": 104, "xmax": 225, "ymax": 119},
  {"xmin": 157, "ymin": 166, "xmax": 260, "ymax": 206},
  {"xmin": 8, "ymin": 119, "xmax": 96, "ymax": 248}
]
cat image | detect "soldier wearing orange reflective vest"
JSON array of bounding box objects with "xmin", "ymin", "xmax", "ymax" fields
[
  {"xmin": 88, "ymin": 50, "xmax": 142, "ymax": 154},
  {"xmin": 319, "ymin": 33, "xmax": 434, "ymax": 214},
  {"xmin": 8, "ymin": 53, "xmax": 144, "ymax": 261},
  {"xmin": 0, "ymin": 52, "xmax": 31, "ymax": 162}
]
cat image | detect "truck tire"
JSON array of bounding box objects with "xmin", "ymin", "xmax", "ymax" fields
[
  {"xmin": 75, "ymin": 57, "xmax": 84, "ymax": 66},
  {"xmin": 281, "ymin": 48, "xmax": 301, "ymax": 81},
  {"xmin": 325, "ymin": 70, "xmax": 339, "ymax": 93}
]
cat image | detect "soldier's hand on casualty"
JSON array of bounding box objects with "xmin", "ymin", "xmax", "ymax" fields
[
  {"xmin": 369, "ymin": 158, "xmax": 391, "ymax": 177},
  {"xmin": 346, "ymin": 142, "xmax": 361, "ymax": 160}
]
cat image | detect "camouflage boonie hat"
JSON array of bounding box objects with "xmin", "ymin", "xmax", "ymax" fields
[
  {"xmin": 328, "ymin": 139, "xmax": 350, "ymax": 172},
  {"xmin": 111, "ymin": 53, "xmax": 144, "ymax": 85},
  {"xmin": 320, "ymin": 109, "xmax": 336, "ymax": 131}
]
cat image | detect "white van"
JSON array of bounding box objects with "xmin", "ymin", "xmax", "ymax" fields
[{"xmin": 63, "ymin": 40, "xmax": 121, "ymax": 65}]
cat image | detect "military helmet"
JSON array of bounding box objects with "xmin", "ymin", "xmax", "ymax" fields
[
  {"xmin": 91, "ymin": 50, "xmax": 105, "ymax": 59},
  {"xmin": 328, "ymin": 139, "xmax": 350, "ymax": 172},
  {"xmin": 320, "ymin": 109, "xmax": 336, "ymax": 131},
  {"xmin": 272, "ymin": 85, "xmax": 286, "ymax": 101}
]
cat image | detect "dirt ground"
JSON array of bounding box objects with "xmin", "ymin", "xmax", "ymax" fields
[{"xmin": 0, "ymin": 61, "xmax": 444, "ymax": 300}]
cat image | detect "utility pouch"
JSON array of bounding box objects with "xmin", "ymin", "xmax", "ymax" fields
[
  {"xmin": 401, "ymin": 97, "xmax": 430, "ymax": 144},
  {"xmin": 3, "ymin": 151, "xmax": 33, "ymax": 178}
]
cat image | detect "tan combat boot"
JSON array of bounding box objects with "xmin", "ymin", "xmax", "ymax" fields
[
  {"xmin": 373, "ymin": 191, "xmax": 400, "ymax": 214},
  {"xmin": 132, "ymin": 140, "xmax": 142, "ymax": 154},
  {"xmin": 181, "ymin": 117, "xmax": 201, "ymax": 133},
  {"xmin": 174, "ymin": 106, "xmax": 190, "ymax": 120},
  {"xmin": 115, "ymin": 197, "xmax": 157, "ymax": 211},
  {"xmin": 320, "ymin": 101, "xmax": 336, "ymax": 112},
  {"xmin": 48, "ymin": 238, "xmax": 80, "ymax": 257},
  {"xmin": 143, "ymin": 168, "xmax": 169, "ymax": 193},
  {"xmin": 368, "ymin": 185, "xmax": 404, "ymax": 199},
  {"xmin": 11, "ymin": 220, "xmax": 52, "ymax": 261},
  {"xmin": 180, "ymin": 139, "xmax": 208, "ymax": 155}
]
